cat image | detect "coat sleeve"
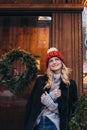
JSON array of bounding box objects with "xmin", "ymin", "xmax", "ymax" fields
[{"xmin": 24, "ymin": 77, "xmax": 41, "ymax": 126}]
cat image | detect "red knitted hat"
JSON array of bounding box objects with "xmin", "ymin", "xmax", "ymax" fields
[{"xmin": 46, "ymin": 47, "xmax": 64, "ymax": 67}]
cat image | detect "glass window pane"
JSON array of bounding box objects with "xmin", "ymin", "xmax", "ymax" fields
[{"xmin": 0, "ymin": 16, "xmax": 51, "ymax": 75}]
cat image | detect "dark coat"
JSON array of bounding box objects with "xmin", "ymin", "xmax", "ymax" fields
[{"xmin": 25, "ymin": 75, "xmax": 78, "ymax": 130}]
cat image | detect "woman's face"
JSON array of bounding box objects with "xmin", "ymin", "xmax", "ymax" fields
[{"xmin": 48, "ymin": 57, "xmax": 62, "ymax": 74}]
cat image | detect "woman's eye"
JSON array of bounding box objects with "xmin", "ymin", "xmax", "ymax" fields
[
  {"xmin": 49, "ymin": 59, "xmax": 53, "ymax": 63},
  {"xmin": 55, "ymin": 58, "xmax": 60, "ymax": 61}
]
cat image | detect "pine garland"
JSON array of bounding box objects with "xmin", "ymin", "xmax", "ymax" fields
[
  {"xmin": 0, "ymin": 49, "xmax": 38, "ymax": 95},
  {"xmin": 69, "ymin": 94, "xmax": 87, "ymax": 130}
]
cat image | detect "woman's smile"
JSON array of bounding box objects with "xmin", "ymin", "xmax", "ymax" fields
[{"xmin": 48, "ymin": 57, "xmax": 62, "ymax": 73}]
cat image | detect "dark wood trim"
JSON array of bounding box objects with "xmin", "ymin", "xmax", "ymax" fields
[
  {"xmin": 52, "ymin": 12, "xmax": 83, "ymax": 95},
  {"xmin": 0, "ymin": 4, "xmax": 84, "ymax": 12}
]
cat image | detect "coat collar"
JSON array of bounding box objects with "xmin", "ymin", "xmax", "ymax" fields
[{"xmin": 60, "ymin": 81, "xmax": 68, "ymax": 89}]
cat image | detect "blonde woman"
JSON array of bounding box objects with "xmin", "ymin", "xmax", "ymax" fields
[{"xmin": 25, "ymin": 47, "xmax": 78, "ymax": 130}]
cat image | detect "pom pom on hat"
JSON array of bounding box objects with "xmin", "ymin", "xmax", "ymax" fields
[
  {"xmin": 47, "ymin": 47, "xmax": 58, "ymax": 53},
  {"xmin": 46, "ymin": 47, "xmax": 64, "ymax": 67}
]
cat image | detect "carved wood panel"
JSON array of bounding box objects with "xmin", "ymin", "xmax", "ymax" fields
[{"xmin": 52, "ymin": 12, "xmax": 82, "ymax": 95}]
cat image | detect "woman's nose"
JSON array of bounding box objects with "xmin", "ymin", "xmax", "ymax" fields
[{"xmin": 52, "ymin": 59, "xmax": 56, "ymax": 64}]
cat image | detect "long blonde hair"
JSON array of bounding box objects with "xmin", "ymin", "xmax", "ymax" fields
[{"xmin": 45, "ymin": 62, "xmax": 72, "ymax": 88}]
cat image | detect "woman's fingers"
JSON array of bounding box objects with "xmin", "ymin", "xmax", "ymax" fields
[
  {"xmin": 41, "ymin": 91, "xmax": 48, "ymax": 100},
  {"xmin": 54, "ymin": 89, "xmax": 61, "ymax": 97}
]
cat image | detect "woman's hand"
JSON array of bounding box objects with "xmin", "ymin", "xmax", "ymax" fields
[
  {"xmin": 54, "ymin": 88, "xmax": 61, "ymax": 98},
  {"xmin": 40, "ymin": 91, "xmax": 58, "ymax": 113},
  {"xmin": 41, "ymin": 91, "xmax": 48, "ymax": 101}
]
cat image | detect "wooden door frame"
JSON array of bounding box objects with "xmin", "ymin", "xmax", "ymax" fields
[{"xmin": 0, "ymin": 4, "xmax": 83, "ymax": 14}]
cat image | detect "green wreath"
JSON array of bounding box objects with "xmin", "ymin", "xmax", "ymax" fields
[{"xmin": 0, "ymin": 49, "xmax": 38, "ymax": 95}]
